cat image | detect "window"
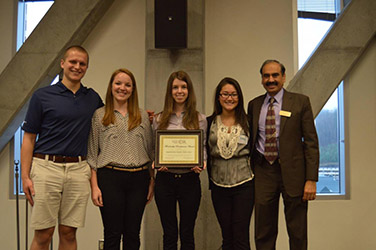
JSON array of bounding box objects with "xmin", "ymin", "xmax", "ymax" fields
[
  {"xmin": 13, "ymin": 0, "xmax": 54, "ymax": 196},
  {"xmin": 297, "ymin": 0, "xmax": 348, "ymax": 196}
]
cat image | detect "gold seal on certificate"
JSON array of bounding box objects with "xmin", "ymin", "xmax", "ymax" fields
[{"xmin": 155, "ymin": 130, "xmax": 203, "ymax": 168}]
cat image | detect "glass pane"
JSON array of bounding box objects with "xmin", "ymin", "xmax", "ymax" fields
[
  {"xmin": 315, "ymin": 91, "xmax": 340, "ymax": 193},
  {"xmin": 14, "ymin": 1, "xmax": 54, "ymax": 195},
  {"xmin": 298, "ymin": 8, "xmax": 345, "ymax": 195},
  {"xmin": 298, "ymin": 18, "xmax": 333, "ymax": 68},
  {"xmin": 24, "ymin": 1, "xmax": 54, "ymax": 38},
  {"xmin": 298, "ymin": 0, "xmax": 336, "ymax": 13}
]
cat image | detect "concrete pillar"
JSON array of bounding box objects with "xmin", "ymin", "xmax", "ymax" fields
[
  {"xmin": 144, "ymin": 0, "xmax": 204, "ymax": 113},
  {"xmin": 143, "ymin": 0, "xmax": 221, "ymax": 249}
]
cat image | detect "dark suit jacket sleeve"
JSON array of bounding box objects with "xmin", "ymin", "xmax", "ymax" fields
[
  {"xmin": 247, "ymin": 102, "xmax": 253, "ymax": 145},
  {"xmin": 247, "ymin": 95, "xmax": 264, "ymax": 159},
  {"xmin": 300, "ymin": 95, "xmax": 319, "ymax": 181}
]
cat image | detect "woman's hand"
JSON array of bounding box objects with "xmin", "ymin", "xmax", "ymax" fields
[
  {"xmin": 152, "ymin": 161, "xmax": 168, "ymax": 172},
  {"xmin": 91, "ymin": 185, "xmax": 103, "ymax": 207},
  {"xmin": 191, "ymin": 166, "xmax": 202, "ymax": 174},
  {"xmin": 158, "ymin": 166, "xmax": 169, "ymax": 172},
  {"xmin": 146, "ymin": 178, "xmax": 155, "ymax": 204},
  {"xmin": 191, "ymin": 161, "xmax": 206, "ymax": 173}
]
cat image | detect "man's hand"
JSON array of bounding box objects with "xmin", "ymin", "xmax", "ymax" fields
[
  {"xmin": 22, "ymin": 177, "xmax": 35, "ymax": 206},
  {"xmin": 303, "ymin": 180, "xmax": 316, "ymax": 201},
  {"xmin": 21, "ymin": 132, "xmax": 37, "ymax": 206}
]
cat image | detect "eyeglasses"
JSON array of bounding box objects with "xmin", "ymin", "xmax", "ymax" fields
[{"xmin": 219, "ymin": 93, "xmax": 238, "ymax": 99}]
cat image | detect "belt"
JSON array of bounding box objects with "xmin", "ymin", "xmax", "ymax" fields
[
  {"xmin": 254, "ymin": 150, "xmax": 264, "ymax": 161},
  {"xmin": 33, "ymin": 153, "xmax": 86, "ymax": 163},
  {"xmin": 158, "ymin": 171, "xmax": 198, "ymax": 179},
  {"xmin": 105, "ymin": 165, "xmax": 149, "ymax": 172},
  {"xmin": 253, "ymin": 151, "xmax": 280, "ymax": 165}
]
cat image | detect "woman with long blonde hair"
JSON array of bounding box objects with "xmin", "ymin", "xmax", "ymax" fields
[
  {"xmin": 88, "ymin": 68, "xmax": 154, "ymax": 250},
  {"xmin": 153, "ymin": 70, "xmax": 207, "ymax": 250}
]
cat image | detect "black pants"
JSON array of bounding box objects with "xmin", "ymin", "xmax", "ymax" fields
[
  {"xmin": 155, "ymin": 171, "xmax": 201, "ymax": 250},
  {"xmin": 254, "ymin": 156, "xmax": 308, "ymax": 250},
  {"xmin": 97, "ymin": 168, "xmax": 149, "ymax": 250},
  {"xmin": 211, "ymin": 181, "xmax": 254, "ymax": 250}
]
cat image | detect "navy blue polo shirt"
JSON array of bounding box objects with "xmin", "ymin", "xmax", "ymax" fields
[{"xmin": 22, "ymin": 81, "xmax": 104, "ymax": 157}]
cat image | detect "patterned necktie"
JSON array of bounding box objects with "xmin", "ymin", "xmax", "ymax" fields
[{"xmin": 264, "ymin": 97, "xmax": 278, "ymax": 164}]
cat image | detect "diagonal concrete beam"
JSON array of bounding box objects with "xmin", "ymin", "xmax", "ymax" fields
[
  {"xmin": 0, "ymin": 0, "xmax": 115, "ymax": 151},
  {"xmin": 287, "ymin": 0, "xmax": 376, "ymax": 117}
]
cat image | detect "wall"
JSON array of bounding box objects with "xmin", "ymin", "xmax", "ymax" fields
[
  {"xmin": 205, "ymin": 0, "xmax": 295, "ymax": 114},
  {"xmin": 309, "ymin": 38, "xmax": 376, "ymax": 250},
  {"xmin": 0, "ymin": 0, "xmax": 26, "ymax": 250},
  {"xmin": 0, "ymin": 0, "xmax": 375, "ymax": 249},
  {"xmin": 142, "ymin": 0, "xmax": 210, "ymax": 249},
  {"xmin": 0, "ymin": 0, "xmax": 146, "ymax": 249},
  {"xmin": 83, "ymin": 0, "xmax": 146, "ymax": 106}
]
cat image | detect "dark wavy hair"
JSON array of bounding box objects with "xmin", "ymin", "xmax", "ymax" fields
[{"xmin": 212, "ymin": 77, "xmax": 249, "ymax": 135}]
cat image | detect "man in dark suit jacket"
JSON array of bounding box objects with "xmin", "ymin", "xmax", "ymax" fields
[{"xmin": 247, "ymin": 59, "xmax": 319, "ymax": 250}]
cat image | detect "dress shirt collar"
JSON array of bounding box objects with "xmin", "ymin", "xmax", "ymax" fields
[{"xmin": 264, "ymin": 88, "xmax": 284, "ymax": 105}]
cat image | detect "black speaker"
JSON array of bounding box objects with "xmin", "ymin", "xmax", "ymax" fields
[{"xmin": 155, "ymin": 0, "xmax": 187, "ymax": 49}]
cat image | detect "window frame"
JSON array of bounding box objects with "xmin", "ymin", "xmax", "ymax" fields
[
  {"xmin": 315, "ymin": 83, "xmax": 348, "ymax": 200},
  {"xmin": 10, "ymin": 0, "xmax": 54, "ymax": 198},
  {"xmin": 297, "ymin": 0, "xmax": 349, "ymax": 199}
]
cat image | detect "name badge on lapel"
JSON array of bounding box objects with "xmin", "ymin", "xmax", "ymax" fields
[
  {"xmin": 279, "ymin": 110, "xmax": 291, "ymax": 117},
  {"xmin": 238, "ymin": 135, "xmax": 248, "ymax": 145}
]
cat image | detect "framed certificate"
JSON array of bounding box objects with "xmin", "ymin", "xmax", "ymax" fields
[{"xmin": 155, "ymin": 129, "xmax": 203, "ymax": 169}]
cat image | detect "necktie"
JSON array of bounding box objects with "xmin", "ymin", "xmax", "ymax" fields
[{"xmin": 264, "ymin": 97, "xmax": 278, "ymax": 164}]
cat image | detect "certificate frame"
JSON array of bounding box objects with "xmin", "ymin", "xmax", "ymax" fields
[{"xmin": 155, "ymin": 129, "xmax": 203, "ymax": 169}]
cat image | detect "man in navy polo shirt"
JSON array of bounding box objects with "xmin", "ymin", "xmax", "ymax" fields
[{"xmin": 21, "ymin": 45, "xmax": 103, "ymax": 250}]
